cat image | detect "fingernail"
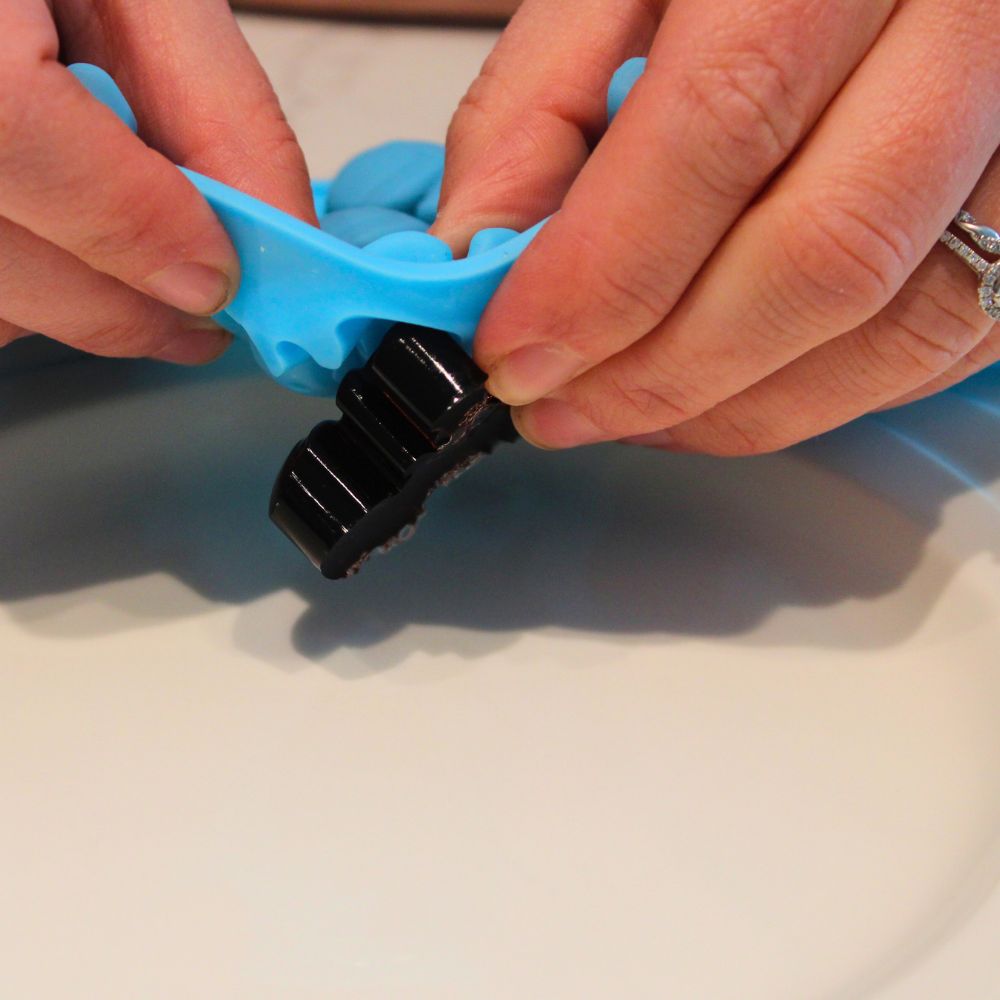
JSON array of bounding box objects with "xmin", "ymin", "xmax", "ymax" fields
[
  {"xmin": 513, "ymin": 398, "xmax": 606, "ymax": 450},
  {"xmin": 487, "ymin": 343, "xmax": 585, "ymax": 406},
  {"xmin": 143, "ymin": 263, "xmax": 234, "ymax": 315},
  {"xmin": 152, "ymin": 327, "xmax": 233, "ymax": 366}
]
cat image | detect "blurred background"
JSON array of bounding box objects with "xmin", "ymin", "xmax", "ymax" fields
[{"xmin": 232, "ymin": 0, "xmax": 519, "ymax": 23}]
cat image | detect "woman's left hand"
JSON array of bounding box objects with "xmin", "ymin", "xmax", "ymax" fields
[{"xmin": 433, "ymin": 0, "xmax": 1000, "ymax": 454}]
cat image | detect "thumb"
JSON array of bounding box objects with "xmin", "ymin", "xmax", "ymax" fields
[
  {"xmin": 431, "ymin": 0, "xmax": 662, "ymax": 253},
  {"xmin": 57, "ymin": 0, "xmax": 317, "ymax": 225}
]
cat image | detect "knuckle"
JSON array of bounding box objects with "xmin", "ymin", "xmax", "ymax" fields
[
  {"xmin": 566, "ymin": 226, "xmax": 673, "ymax": 333},
  {"xmin": 848, "ymin": 281, "xmax": 991, "ymax": 389},
  {"xmin": 677, "ymin": 45, "xmax": 808, "ymax": 198},
  {"xmin": 446, "ymin": 78, "xmax": 581, "ymax": 210},
  {"xmin": 211, "ymin": 126, "xmax": 310, "ymax": 211},
  {"xmin": 251, "ymin": 119, "xmax": 309, "ymax": 179},
  {"xmin": 697, "ymin": 414, "xmax": 785, "ymax": 456},
  {"xmin": 598, "ymin": 356, "xmax": 704, "ymax": 432},
  {"xmin": 910, "ymin": 285, "xmax": 987, "ymax": 356},
  {"xmin": 773, "ymin": 194, "xmax": 914, "ymax": 325},
  {"xmin": 668, "ymin": 396, "xmax": 791, "ymax": 456},
  {"xmin": 480, "ymin": 113, "xmax": 559, "ymax": 189},
  {"xmin": 195, "ymin": 93, "xmax": 307, "ymax": 183},
  {"xmin": 621, "ymin": 384, "xmax": 692, "ymax": 427},
  {"xmin": 865, "ymin": 307, "xmax": 982, "ymax": 384},
  {"xmin": 448, "ymin": 63, "xmax": 514, "ymax": 145},
  {"xmin": 962, "ymin": 325, "xmax": 1000, "ymax": 370},
  {"xmin": 74, "ymin": 319, "xmax": 151, "ymax": 359},
  {"xmin": 672, "ymin": 381, "xmax": 797, "ymax": 454},
  {"xmin": 75, "ymin": 183, "xmax": 181, "ymax": 270},
  {"xmin": 441, "ymin": 61, "xmax": 598, "ymax": 225}
]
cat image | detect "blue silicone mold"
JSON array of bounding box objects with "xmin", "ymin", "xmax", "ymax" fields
[{"xmin": 69, "ymin": 58, "xmax": 646, "ymax": 396}]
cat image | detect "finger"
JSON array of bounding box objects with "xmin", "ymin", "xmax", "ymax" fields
[
  {"xmin": 631, "ymin": 247, "xmax": 995, "ymax": 455},
  {"xmin": 0, "ymin": 319, "xmax": 26, "ymax": 350},
  {"xmin": 432, "ymin": 0, "xmax": 664, "ymax": 251},
  {"xmin": 878, "ymin": 156, "xmax": 1000, "ymax": 410},
  {"xmin": 879, "ymin": 323, "xmax": 1000, "ymax": 410},
  {"xmin": 55, "ymin": 0, "xmax": 317, "ymax": 223},
  {"xmin": 627, "ymin": 160, "xmax": 1000, "ymax": 455},
  {"xmin": 636, "ymin": 139, "xmax": 1000, "ymax": 454},
  {"xmin": 472, "ymin": 0, "xmax": 897, "ymax": 406},
  {"xmin": 0, "ymin": 217, "xmax": 231, "ymax": 365},
  {"xmin": 517, "ymin": 0, "xmax": 1000, "ymax": 448},
  {"xmin": 0, "ymin": 48, "xmax": 239, "ymax": 315}
]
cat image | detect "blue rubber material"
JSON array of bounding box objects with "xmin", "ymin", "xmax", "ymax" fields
[
  {"xmin": 67, "ymin": 63, "xmax": 138, "ymax": 134},
  {"xmin": 320, "ymin": 206, "xmax": 429, "ymax": 247},
  {"xmin": 607, "ymin": 57, "xmax": 647, "ymax": 124},
  {"xmin": 68, "ymin": 59, "xmax": 646, "ymax": 396}
]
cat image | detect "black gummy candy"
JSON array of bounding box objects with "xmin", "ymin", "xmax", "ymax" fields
[{"xmin": 269, "ymin": 323, "xmax": 518, "ymax": 579}]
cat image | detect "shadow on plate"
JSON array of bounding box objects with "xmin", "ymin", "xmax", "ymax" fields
[{"xmin": 2, "ymin": 336, "xmax": 1000, "ymax": 666}]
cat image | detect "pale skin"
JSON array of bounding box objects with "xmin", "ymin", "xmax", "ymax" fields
[
  {"xmin": 432, "ymin": 0, "xmax": 1000, "ymax": 455},
  {"xmin": 0, "ymin": 0, "xmax": 315, "ymax": 364},
  {"xmin": 5, "ymin": 2, "xmax": 999, "ymax": 460}
]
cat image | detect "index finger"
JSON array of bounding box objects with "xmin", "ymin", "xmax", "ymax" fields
[
  {"xmin": 54, "ymin": 0, "xmax": 317, "ymax": 224},
  {"xmin": 473, "ymin": 0, "xmax": 897, "ymax": 406},
  {"xmin": 432, "ymin": 0, "xmax": 664, "ymax": 251},
  {"xmin": 0, "ymin": 55, "xmax": 240, "ymax": 315}
]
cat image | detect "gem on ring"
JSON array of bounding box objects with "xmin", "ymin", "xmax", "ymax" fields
[{"xmin": 941, "ymin": 211, "xmax": 1000, "ymax": 322}]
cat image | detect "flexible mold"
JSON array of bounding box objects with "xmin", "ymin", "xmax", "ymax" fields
[{"xmin": 68, "ymin": 59, "xmax": 646, "ymax": 397}]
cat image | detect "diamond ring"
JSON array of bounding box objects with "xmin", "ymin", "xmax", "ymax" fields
[{"xmin": 940, "ymin": 211, "xmax": 1000, "ymax": 322}]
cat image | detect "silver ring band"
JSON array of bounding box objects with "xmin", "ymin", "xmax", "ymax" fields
[{"xmin": 940, "ymin": 211, "xmax": 1000, "ymax": 321}]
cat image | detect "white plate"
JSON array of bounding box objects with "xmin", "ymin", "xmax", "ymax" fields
[
  {"xmin": 2, "ymin": 18, "xmax": 1000, "ymax": 1000},
  {"xmin": 3, "ymin": 342, "xmax": 1000, "ymax": 1000}
]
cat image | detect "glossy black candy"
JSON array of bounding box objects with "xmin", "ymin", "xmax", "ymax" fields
[{"xmin": 269, "ymin": 323, "xmax": 518, "ymax": 578}]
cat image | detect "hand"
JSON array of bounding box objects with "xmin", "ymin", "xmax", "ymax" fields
[
  {"xmin": 433, "ymin": 0, "xmax": 1000, "ymax": 454},
  {"xmin": 0, "ymin": 1, "xmax": 316, "ymax": 365}
]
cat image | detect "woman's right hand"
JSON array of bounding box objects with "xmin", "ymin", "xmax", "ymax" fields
[{"xmin": 0, "ymin": 0, "xmax": 316, "ymax": 364}]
